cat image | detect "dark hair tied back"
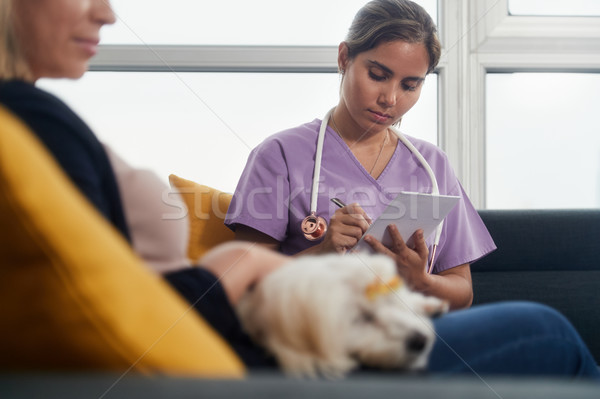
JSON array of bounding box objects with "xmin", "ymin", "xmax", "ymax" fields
[{"xmin": 345, "ymin": 0, "xmax": 441, "ymax": 74}]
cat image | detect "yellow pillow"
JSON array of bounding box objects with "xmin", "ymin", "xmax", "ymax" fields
[
  {"xmin": 0, "ymin": 106, "xmax": 244, "ymax": 376},
  {"xmin": 168, "ymin": 175, "xmax": 235, "ymax": 261}
]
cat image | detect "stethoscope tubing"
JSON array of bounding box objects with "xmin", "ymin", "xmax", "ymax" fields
[{"xmin": 309, "ymin": 108, "xmax": 333, "ymax": 214}]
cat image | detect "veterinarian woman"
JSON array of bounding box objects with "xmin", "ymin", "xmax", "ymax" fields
[
  {"xmin": 2, "ymin": 0, "xmax": 598, "ymax": 379},
  {"xmin": 225, "ymin": 0, "xmax": 492, "ymax": 311}
]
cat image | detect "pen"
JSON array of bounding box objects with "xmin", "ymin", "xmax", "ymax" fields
[
  {"xmin": 331, "ymin": 198, "xmax": 373, "ymax": 226},
  {"xmin": 330, "ymin": 198, "xmax": 346, "ymax": 208}
]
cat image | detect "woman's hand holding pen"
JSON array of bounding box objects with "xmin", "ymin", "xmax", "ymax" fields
[{"xmin": 318, "ymin": 200, "xmax": 371, "ymax": 254}]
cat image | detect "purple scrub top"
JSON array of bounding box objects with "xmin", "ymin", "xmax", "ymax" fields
[{"xmin": 225, "ymin": 119, "xmax": 496, "ymax": 273}]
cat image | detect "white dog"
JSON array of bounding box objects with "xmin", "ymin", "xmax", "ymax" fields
[{"xmin": 236, "ymin": 253, "xmax": 448, "ymax": 378}]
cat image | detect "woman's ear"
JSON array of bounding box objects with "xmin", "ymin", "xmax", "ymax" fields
[{"xmin": 338, "ymin": 42, "xmax": 350, "ymax": 74}]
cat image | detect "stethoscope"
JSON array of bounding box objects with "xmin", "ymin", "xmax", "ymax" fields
[{"xmin": 301, "ymin": 108, "xmax": 443, "ymax": 273}]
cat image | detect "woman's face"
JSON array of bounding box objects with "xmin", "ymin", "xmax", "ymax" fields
[
  {"xmin": 13, "ymin": 0, "xmax": 115, "ymax": 81},
  {"xmin": 338, "ymin": 40, "xmax": 430, "ymax": 133}
]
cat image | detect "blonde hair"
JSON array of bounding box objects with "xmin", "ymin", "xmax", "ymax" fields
[{"xmin": 0, "ymin": 0, "xmax": 32, "ymax": 80}]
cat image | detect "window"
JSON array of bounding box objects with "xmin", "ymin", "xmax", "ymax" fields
[
  {"xmin": 39, "ymin": 72, "xmax": 438, "ymax": 194},
  {"xmin": 435, "ymin": 0, "xmax": 600, "ymax": 208},
  {"xmin": 508, "ymin": 0, "xmax": 600, "ymax": 17},
  {"xmin": 102, "ymin": 0, "xmax": 438, "ymax": 45},
  {"xmin": 39, "ymin": 72, "xmax": 340, "ymax": 194},
  {"xmin": 39, "ymin": 1, "xmax": 600, "ymax": 209},
  {"xmin": 40, "ymin": 0, "xmax": 439, "ymax": 194},
  {"xmin": 486, "ymin": 73, "xmax": 600, "ymax": 208}
]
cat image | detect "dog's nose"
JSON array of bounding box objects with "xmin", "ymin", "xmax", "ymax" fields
[{"xmin": 406, "ymin": 332, "xmax": 427, "ymax": 352}]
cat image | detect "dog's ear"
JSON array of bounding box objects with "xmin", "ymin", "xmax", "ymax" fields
[{"xmin": 364, "ymin": 274, "xmax": 403, "ymax": 301}]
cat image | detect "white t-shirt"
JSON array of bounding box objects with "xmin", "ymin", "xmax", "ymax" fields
[{"xmin": 105, "ymin": 146, "xmax": 191, "ymax": 274}]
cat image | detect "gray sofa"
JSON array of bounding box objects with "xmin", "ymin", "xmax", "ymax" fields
[
  {"xmin": 474, "ymin": 209, "xmax": 600, "ymax": 364},
  {"xmin": 3, "ymin": 210, "xmax": 599, "ymax": 398}
]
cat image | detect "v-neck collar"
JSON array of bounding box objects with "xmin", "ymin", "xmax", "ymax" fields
[{"xmin": 328, "ymin": 125, "xmax": 400, "ymax": 185}]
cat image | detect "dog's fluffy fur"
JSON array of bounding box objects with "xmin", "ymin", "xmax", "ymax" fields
[{"xmin": 236, "ymin": 253, "xmax": 448, "ymax": 378}]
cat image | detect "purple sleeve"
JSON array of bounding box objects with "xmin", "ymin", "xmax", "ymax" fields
[
  {"xmin": 432, "ymin": 182, "xmax": 497, "ymax": 273},
  {"xmin": 225, "ymin": 138, "xmax": 290, "ymax": 241}
]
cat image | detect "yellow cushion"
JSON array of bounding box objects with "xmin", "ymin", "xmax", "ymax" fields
[
  {"xmin": 0, "ymin": 106, "xmax": 244, "ymax": 376},
  {"xmin": 168, "ymin": 175, "xmax": 235, "ymax": 261}
]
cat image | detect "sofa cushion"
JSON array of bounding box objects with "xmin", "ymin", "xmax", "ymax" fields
[
  {"xmin": 168, "ymin": 175, "xmax": 234, "ymax": 262},
  {"xmin": 474, "ymin": 209, "xmax": 600, "ymax": 363},
  {"xmin": 476, "ymin": 209, "xmax": 600, "ymax": 272},
  {"xmin": 0, "ymin": 106, "xmax": 244, "ymax": 376}
]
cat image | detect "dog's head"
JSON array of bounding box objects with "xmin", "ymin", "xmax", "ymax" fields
[{"xmin": 236, "ymin": 253, "xmax": 448, "ymax": 378}]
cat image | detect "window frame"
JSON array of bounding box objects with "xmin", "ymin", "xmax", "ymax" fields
[{"xmin": 90, "ymin": 45, "xmax": 339, "ymax": 73}]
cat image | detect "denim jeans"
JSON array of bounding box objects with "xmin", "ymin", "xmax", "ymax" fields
[{"xmin": 429, "ymin": 301, "xmax": 600, "ymax": 379}]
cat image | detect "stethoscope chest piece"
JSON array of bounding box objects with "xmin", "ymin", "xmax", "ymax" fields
[{"xmin": 301, "ymin": 212, "xmax": 327, "ymax": 240}]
